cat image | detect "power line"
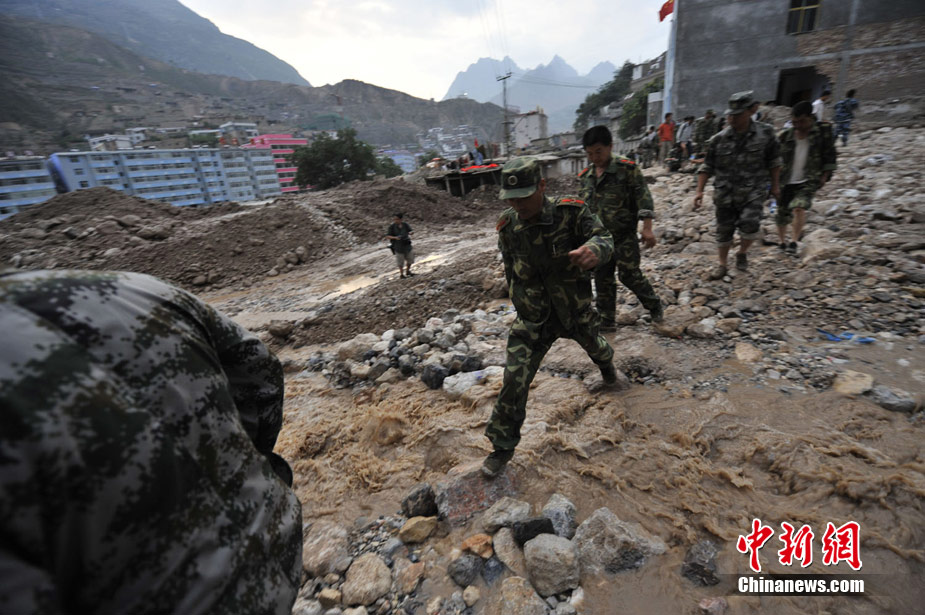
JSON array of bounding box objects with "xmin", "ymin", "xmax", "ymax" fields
[{"xmin": 513, "ymin": 77, "xmax": 601, "ymax": 89}]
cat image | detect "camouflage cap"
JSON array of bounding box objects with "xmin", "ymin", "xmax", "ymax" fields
[
  {"xmin": 499, "ymin": 157, "xmax": 542, "ymax": 199},
  {"xmin": 705, "ymin": 109, "xmax": 715, "ymax": 116},
  {"xmin": 725, "ymin": 90, "xmax": 754, "ymax": 115}
]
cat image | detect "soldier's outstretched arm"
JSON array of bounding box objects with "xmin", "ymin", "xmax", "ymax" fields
[
  {"xmin": 176, "ymin": 286, "xmax": 285, "ymax": 457},
  {"xmin": 634, "ymin": 166, "xmax": 657, "ymax": 248},
  {"xmin": 574, "ymin": 204, "xmax": 614, "ymax": 267}
]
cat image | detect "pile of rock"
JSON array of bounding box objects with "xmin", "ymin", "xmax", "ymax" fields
[
  {"xmin": 294, "ymin": 475, "xmax": 682, "ymax": 615},
  {"xmin": 295, "ymin": 308, "xmax": 510, "ymax": 392}
]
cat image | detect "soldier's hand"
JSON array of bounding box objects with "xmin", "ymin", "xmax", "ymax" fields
[
  {"xmin": 640, "ymin": 228, "xmax": 657, "ymax": 249},
  {"xmin": 568, "ymin": 245, "xmax": 599, "ymax": 270},
  {"xmin": 693, "ymin": 192, "xmax": 704, "ymax": 209}
]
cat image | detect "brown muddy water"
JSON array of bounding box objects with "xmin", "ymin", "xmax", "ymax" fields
[
  {"xmin": 205, "ymin": 224, "xmax": 924, "ymax": 614},
  {"xmin": 273, "ymin": 335, "xmax": 923, "ymax": 614}
]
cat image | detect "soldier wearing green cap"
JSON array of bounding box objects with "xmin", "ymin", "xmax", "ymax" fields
[
  {"xmin": 578, "ymin": 125, "xmax": 663, "ymax": 331},
  {"xmin": 483, "ymin": 157, "xmax": 625, "ymax": 477},
  {"xmin": 694, "ymin": 91, "xmax": 782, "ymax": 279}
]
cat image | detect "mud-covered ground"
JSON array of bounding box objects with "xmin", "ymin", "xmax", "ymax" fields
[{"xmin": 2, "ymin": 127, "xmax": 923, "ymax": 614}]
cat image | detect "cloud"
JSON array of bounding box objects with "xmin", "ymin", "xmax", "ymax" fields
[{"xmin": 179, "ymin": 0, "xmax": 671, "ymax": 99}]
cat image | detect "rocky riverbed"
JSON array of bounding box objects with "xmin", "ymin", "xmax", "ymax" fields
[{"xmin": 2, "ymin": 126, "xmax": 923, "ymax": 614}]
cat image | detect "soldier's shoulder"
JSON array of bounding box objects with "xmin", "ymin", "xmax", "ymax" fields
[
  {"xmin": 755, "ymin": 120, "xmax": 777, "ymax": 136},
  {"xmin": 613, "ymin": 155, "xmax": 637, "ymax": 168},
  {"xmin": 496, "ymin": 208, "xmax": 516, "ymax": 231},
  {"xmin": 578, "ymin": 166, "xmax": 591, "ymax": 178},
  {"xmin": 556, "ymin": 197, "xmax": 585, "ymax": 207}
]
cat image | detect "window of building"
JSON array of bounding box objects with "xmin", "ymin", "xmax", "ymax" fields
[
  {"xmin": 79, "ymin": 181, "xmax": 89, "ymax": 188},
  {"xmin": 787, "ymin": 0, "xmax": 819, "ymax": 34}
]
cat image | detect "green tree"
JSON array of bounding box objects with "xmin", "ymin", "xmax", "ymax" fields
[
  {"xmin": 418, "ymin": 149, "xmax": 440, "ymax": 168},
  {"xmin": 377, "ymin": 156, "xmax": 404, "ymax": 178},
  {"xmin": 290, "ymin": 127, "xmax": 379, "ymax": 190},
  {"xmin": 573, "ymin": 61, "xmax": 634, "ymax": 134},
  {"xmin": 618, "ymin": 79, "xmax": 663, "ymax": 140}
]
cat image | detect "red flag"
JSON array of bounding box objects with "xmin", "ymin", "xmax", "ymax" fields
[
  {"xmin": 659, "ymin": 0, "xmax": 674, "ymax": 22},
  {"xmin": 474, "ymin": 138, "xmax": 479, "ymax": 148}
]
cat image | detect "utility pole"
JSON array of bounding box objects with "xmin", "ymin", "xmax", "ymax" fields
[{"xmin": 497, "ymin": 72, "xmax": 512, "ymax": 157}]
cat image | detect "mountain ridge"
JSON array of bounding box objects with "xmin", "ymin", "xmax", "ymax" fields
[
  {"xmin": 0, "ymin": 0, "xmax": 310, "ymax": 86},
  {"xmin": 0, "ymin": 15, "xmax": 503, "ymax": 155}
]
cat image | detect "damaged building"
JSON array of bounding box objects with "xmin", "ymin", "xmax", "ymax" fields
[{"xmin": 670, "ymin": 0, "xmax": 925, "ymax": 118}]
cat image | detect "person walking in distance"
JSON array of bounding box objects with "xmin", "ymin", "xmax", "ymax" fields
[{"xmin": 386, "ymin": 212, "xmax": 415, "ymax": 278}]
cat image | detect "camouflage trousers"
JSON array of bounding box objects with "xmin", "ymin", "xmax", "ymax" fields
[
  {"xmin": 485, "ymin": 312, "xmax": 614, "ymax": 452},
  {"xmin": 775, "ymin": 182, "xmax": 815, "ymax": 226},
  {"xmin": 834, "ymin": 121, "xmax": 852, "ymax": 145},
  {"xmin": 594, "ymin": 233, "xmax": 662, "ymax": 324},
  {"xmin": 715, "ymin": 194, "xmax": 765, "ymax": 246}
]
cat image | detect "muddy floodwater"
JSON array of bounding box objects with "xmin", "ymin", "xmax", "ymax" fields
[{"xmin": 206, "ymin": 221, "xmax": 924, "ymax": 615}]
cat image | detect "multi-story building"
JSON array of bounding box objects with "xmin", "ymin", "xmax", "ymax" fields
[
  {"xmin": 47, "ymin": 147, "xmax": 282, "ymax": 207},
  {"xmin": 245, "ymin": 134, "xmax": 308, "ymax": 193},
  {"xmin": 512, "ymin": 107, "xmax": 549, "ymax": 150},
  {"xmin": 0, "ymin": 157, "xmax": 58, "ymax": 219},
  {"xmin": 125, "ymin": 127, "xmax": 149, "ymax": 146},
  {"xmin": 87, "ymin": 134, "xmax": 134, "ymax": 151},
  {"xmin": 669, "ymin": 0, "xmax": 925, "ymax": 119},
  {"xmin": 219, "ymin": 122, "xmax": 260, "ymax": 147}
]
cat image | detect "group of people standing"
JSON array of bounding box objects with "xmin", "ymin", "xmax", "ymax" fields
[{"xmin": 482, "ymin": 85, "xmax": 855, "ymax": 476}]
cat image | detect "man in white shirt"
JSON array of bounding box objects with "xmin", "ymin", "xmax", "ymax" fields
[
  {"xmin": 775, "ymin": 101, "xmax": 837, "ymax": 253},
  {"xmin": 811, "ymin": 89, "xmax": 831, "ymax": 122},
  {"xmin": 675, "ymin": 116, "xmax": 695, "ymax": 165}
]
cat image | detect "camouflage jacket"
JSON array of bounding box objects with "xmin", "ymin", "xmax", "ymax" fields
[
  {"xmin": 0, "ymin": 270, "xmax": 302, "ymax": 615},
  {"xmin": 778, "ymin": 121, "xmax": 837, "ymax": 188},
  {"xmin": 833, "ymin": 98, "xmax": 859, "ymax": 123},
  {"xmin": 578, "ymin": 154, "xmax": 654, "ymax": 238},
  {"xmin": 497, "ymin": 196, "xmax": 613, "ymax": 331},
  {"xmin": 694, "ymin": 116, "xmax": 718, "ymax": 148},
  {"xmin": 698, "ymin": 120, "xmax": 782, "ymax": 206}
]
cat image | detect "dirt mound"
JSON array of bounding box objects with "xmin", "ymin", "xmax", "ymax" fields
[
  {"xmin": 5, "ymin": 187, "xmax": 241, "ymax": 226},
  {"xmin": 287, "ymin": 247, "xmax": 502, "ymax": 346},
  {"xmin": 319, "ymin": 178, "xmax": 502, "ymax": 243},
  {"xmin": 0, "ymin": 179, "xmax": 508, "ymax": 291}
]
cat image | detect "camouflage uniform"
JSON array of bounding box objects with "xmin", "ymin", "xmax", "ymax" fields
[
  {"xmin": 486, "ymin": 192, "xmax": 615, "ymax": 452},
  {"xmin": 694, "ymin": 113, "xmax": 718, "ymax": 154},
  {"xmin": 776, "ymin": 121, "xmax": 837, "ymax": 226},
  {"xmin": 698, "ymin": 119, "xmax": 782, "ymax": 245},
  {"xmin": 579, "ymin": 154, "xmax": 662, "ymax": 324},
  {"xmin": 0, "ymin": 270, "xmax": 302, "ymax": 615},
  {"xmin": 833, "ymin": 97, "xmax": 859, "ymax": 145}
]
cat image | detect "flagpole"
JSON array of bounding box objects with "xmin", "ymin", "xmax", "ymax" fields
[{"xmin": 664, "ymin": 1, "xmax": 677, "ymax": 115}]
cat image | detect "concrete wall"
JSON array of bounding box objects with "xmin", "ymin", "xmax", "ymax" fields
[{"xmin": 672, "ymin": 0, "xmax": 925, "ymax": 119}]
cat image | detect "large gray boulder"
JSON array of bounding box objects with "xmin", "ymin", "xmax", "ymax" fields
[
  {"xmin": 523, "ymin": 534, "xmax": 580, "ymax": 597},
  {"xmin": 573, "ymin": 508, "xmax": 667, "ymax": 575}
]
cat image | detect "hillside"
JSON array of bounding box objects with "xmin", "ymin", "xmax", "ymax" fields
[
  {"xmin": 0, "ymin": 0, "xmax": 309, "ymax": 85},
  {"xmin": 0, "ymin": 15, "xmax": 504, "ymax": 154}
]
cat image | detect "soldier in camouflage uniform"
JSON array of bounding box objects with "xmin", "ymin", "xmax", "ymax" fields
[
  {"xmin": 694, "ymin": 109, "xmax": 718, "ymax": 155},
  {"xmin": 694, "ymin": 91, "xmax": 782, "ymax": 279},
  {"xmin": 775, "ymin": 100, "xmax": 837, "ymax": 253},
  {"xmin": 483, "ymin": 157, "xmax": 623, "ymax": 477},
  {"xmin": 579, "ymin": 125, "xmax": 663, "ymax": 330},
  {"xmin": 0, "ymin": 269, "xmax": 302, "ymax": 615}
]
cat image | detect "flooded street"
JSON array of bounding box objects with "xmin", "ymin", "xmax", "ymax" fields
[{"xmin": 204, "ymin": 210, "xmax": 923, "ymax": 614}]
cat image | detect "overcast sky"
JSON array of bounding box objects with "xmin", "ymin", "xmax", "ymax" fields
[{"xmin": 177, "ymin": 0, "xmax": 673, "ymax": 100}]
